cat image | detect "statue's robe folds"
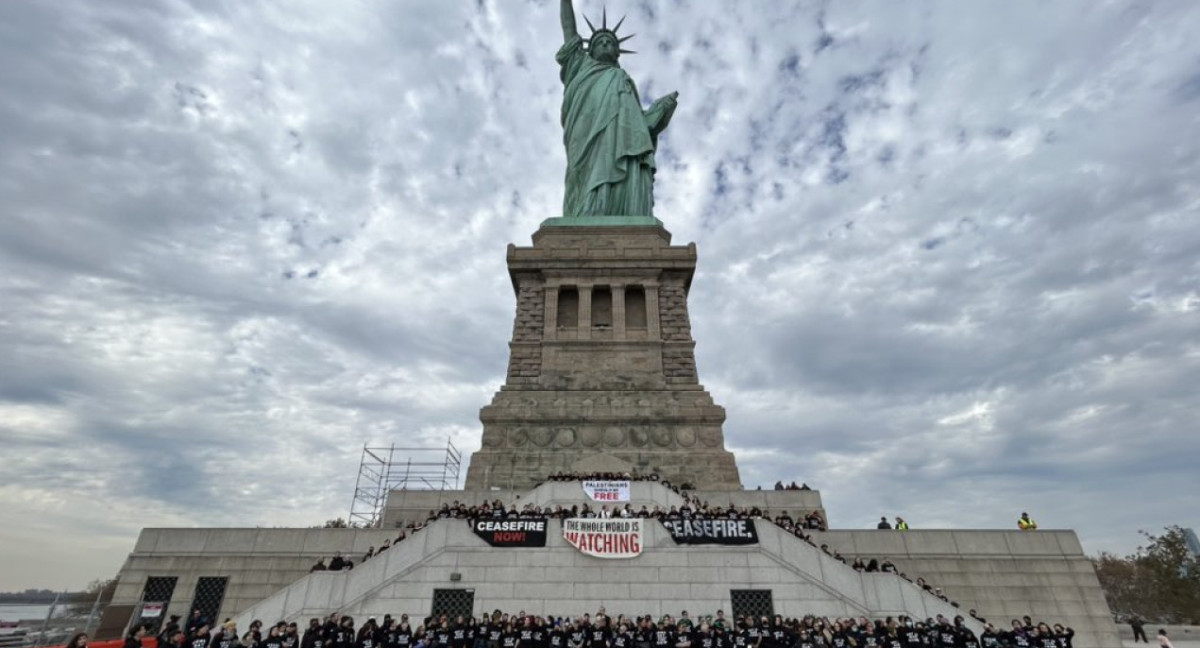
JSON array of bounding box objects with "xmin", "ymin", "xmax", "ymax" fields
[{"xmin": 557, "ymin": 35, "xmax": 657, "ymax": 218}]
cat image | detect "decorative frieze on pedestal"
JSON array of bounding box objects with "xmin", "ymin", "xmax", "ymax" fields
[{"xmin": 464, "ymin": 226, "xmax": 742, "ymax": 491}]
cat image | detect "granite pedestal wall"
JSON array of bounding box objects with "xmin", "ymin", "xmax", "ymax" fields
[{"xmin": 464, "ymin": 226, "xmax": 741, "ymax": 491}]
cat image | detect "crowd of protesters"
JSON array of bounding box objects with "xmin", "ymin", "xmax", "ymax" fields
[
  {"xmin": 543, "ymin": 472, "xmax": 696, "ymax": 492},
  {"xmin": 139, "ymin": 607, "xmax": 1085, "ymax": 648},
  {"xmin": 107, "ymin": 474, "xmax": 1096, "ymax": 648},
  {"xmin": 311, "ymin": 528, "xmax": 419, "ymax": 572},
  {"xmin": 306, "ymin": 479, "xmax": 989, "ymax": 611},
  {"xmin": 291, "ymin": 474, "xmax": 1044, "ymax": 639},
  {"xmin": 771, "ymin": 482, "xmax": 812, "ymax": 491}
]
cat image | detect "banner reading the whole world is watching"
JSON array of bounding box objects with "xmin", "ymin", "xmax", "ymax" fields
[{"xmin": 562, "ymin": 518, "xmax": 643, "ymax": 558}]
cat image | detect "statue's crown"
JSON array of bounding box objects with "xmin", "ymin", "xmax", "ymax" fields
[{"xmin": 584, "ymin": 8, "xmax": 636, "ymax": 55}]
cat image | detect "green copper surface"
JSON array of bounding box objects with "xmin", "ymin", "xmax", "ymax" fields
[
  {"xmin": 556, "ymin": 0, "xmax": 678, "ymax": 224},
  {"xmin": 540, "ymin": 215, "xmax": 664, "ymax": 228}
]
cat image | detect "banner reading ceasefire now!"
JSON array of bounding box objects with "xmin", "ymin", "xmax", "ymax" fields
[
  {"xmin": 562, "ymin": 518, "xmax": 643, "ymax": 558},
  {"xmin": 471, "ymin": 518, "xmax": 548, "ymax": 547}
]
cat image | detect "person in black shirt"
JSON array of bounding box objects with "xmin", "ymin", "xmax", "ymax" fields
[
  {"xmin": 262, "ymin": 627, "xmax": 285, "ymax": 648},
  {"xmin": 475, "ymin": 620, "xmax": 493, "ymax": 648},
  {"xmin": 212, "ymin": 623, "xmax": 238, "ymax": 648},
  {"xmin": 1033, "ymin": 624, "xmax": 1058, "ymax": 648},
  {"xmin": 673, "ymin": 624, "xmax": 692, "ymax": 648},
  {"xmin": 334, "ymin": 618, "xmax": 356, "ymax": 648},
  {"xmin": 163, "ymin": 630, "xmax": 186, "ymax": 648},
  {"xmin": 729, "ymin": 623, "xmax": 746, "ymax": 648},
  {"xmin": 568, "ymin": 622, "xmax": 586, "ymax": 648},
  {"xmin": 651, "ymin": 623, "xmax": 675, "ymax": 648},
  {"xmin": 500, "ymin": 623, "xmax": 520, "ymax": 648},
  {"xmin": 738, "ymin": 619, "xmax": 760, "ymax": 648},
  {"xmin": 282, "ymin": 623, "xmax": 300, "ymax": 648},
  {"xmin": 547, "ymin": 624, "xmax": 565, "ymax": 648},
  {"xmin": 611, "ymin": 623, "xmax": 634, "ymax": 648},
  {"xmin": 359, "ymin": 620, "xmax": 381, "ymax": 648},
  {"xmin": 765, "ymin": 616, "xmax": 789, "ymax": 648},
  {"xmin": 828, "ymin": 621, "xmax": 853, "ymax": 648},
  {"xmin": 632, "ymin": 619, "xmax": 651, "ymax": 648},
  {"xmin": 952, "ymin": 618, "xmax": 978, "ymax": 648},
  {"xmin": 589, "ymin": 618, "xmax": 610, "ymax": 648},
  {"xmin": 921, "ymin": 622, "xmax": 939, "ymax": 648},
  {"xmin": 933, "ymin": 619, "xmax": 957, "ymax": 648},
  {"xmin": 860, "ymin": 624, "xmax": 881, "ymax": 648},
  {"xmin": 452, "ymin": 618, "xmax": 471, "ymax": 648},
  {"xmin": 188, "ymin": 613, "xmax": 209, "ymax": 637},
  {"xmin": 487, "ymin": 619, "xmax": 504, "ymax": 648},
  {"xmin": 531, "ymin": 619, "xmax": 547, "ymax": 648},
  {"xmin": 396, "ymin": 619, "xmax": 415, "ymax": 648},
  {"xmin": 978, "ymin": 624, "xmax": 1002, "ymax": 648},
  {"xmin": 303, "ymin": 618, "xmax": 326, "ymax": 648},
  {"xmin": 1052, "ymin": 624, "xmax": 1074, "ymax": 648},
  {"xmin": 1009, "ymin": 620, "xmax": 1032, "ymax": 648},
  {"xmin": 191, "ymin": 625, "xmax": 213, "ymax": 648},
  {"xmin": 126, "ymin": 625, "xmax": 150, "ymax": 648},
  {"xmin": 159, "ymin": 617, "xmax": 183, "ymax": 648},
  {"xmin": 433, "ymin": 622, "xmax": 451, "ymax": 648}
]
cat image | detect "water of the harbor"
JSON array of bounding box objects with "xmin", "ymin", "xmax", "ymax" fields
[{"xmin": 0, "ymin": 604, "xmax": 55, "ymax": 623}]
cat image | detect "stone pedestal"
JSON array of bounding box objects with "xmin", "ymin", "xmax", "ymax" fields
[{"xmin": 464, "ymin": 225, "xmax": 742, "ymax": 490}]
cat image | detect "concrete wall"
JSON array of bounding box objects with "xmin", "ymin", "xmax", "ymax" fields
[
  {"xmin": 815, "ymin": 530, "xmax": 1118, "ymax": 648},
  {"xmin": 113, "ymin": 527, "xmax": 404, "ymax": 626},
  {"xmin": 113, "ymin": 499, "xmax": 1114, "ymax": 647},
  {"xmin": 230, "ymin": 519, "xmax": 968, "ymax": 631}
]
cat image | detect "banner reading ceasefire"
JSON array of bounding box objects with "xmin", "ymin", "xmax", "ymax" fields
[
  {"xmin": 563, "ymin": 518, "xmax": 643, "ymax": 558},
  {"xmin": 660, "ymin": 517, "xmax": 759, "ymax": 545},
  {"xmin": 582, "ymin": 480, "xmax": 631, "ymax": 502},
  {"xmin": 471, "ymin": 518, "xmax": 548, "ymax": 547}
]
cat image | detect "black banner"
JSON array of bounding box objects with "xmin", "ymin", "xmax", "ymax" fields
[
  {"xmin": 660, "ymin": 518, "xmax": 759, "ymax": 545},
  {"xmin": 470, "ymin": 519, "xmax": 547, "ymax": 547}
]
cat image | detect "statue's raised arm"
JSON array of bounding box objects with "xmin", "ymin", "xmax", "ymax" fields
[
  {"xmin": 553, "ymin": 4, "xmax": 677, "ymax": 223},
  {"xmin": 560, "ymin": 0, "xmax": 578, "ymax": 43}
]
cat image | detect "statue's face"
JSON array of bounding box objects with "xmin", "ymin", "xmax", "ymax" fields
[{"xmin": 590, "ymin": 34, "xmax": 619, "ymax": 63}]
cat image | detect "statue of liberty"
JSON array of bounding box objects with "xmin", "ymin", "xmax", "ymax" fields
[{"xmin": 556, "ymin": 0, "xmax": 678, "ymax": 221}]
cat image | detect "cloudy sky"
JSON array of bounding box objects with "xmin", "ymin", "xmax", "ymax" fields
[{"xmin": 2, "ymin": 0, "xmax": 1199, "ymax": 592}]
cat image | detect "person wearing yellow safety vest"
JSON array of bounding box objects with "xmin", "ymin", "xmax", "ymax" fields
[
  {"xmin": 894, "ymin": 516, "xmax": 909, "ymax": 530},
  {"xmin": 1017, "ymin": 512, "xmax": 1038, "ymax": 530}
]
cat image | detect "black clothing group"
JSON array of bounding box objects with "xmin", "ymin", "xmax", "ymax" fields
[{"xmin": 266, "ymin": 615, "xmax": 1073, "ymax": 648}]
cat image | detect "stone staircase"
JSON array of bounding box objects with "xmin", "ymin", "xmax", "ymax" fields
[{"xmin": 232, "ymin": 483, "xmax": 979, "ymax": 631}]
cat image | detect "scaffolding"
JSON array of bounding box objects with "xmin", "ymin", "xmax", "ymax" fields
[{"xmin": 348, "ymin": 439, "xmax": 462, "ymax": 528}]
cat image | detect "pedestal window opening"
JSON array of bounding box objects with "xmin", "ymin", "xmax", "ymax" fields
[
  {"xmin": 592, "ymin": 286, "xmax": 613, "ymax": 330},
  {"xmin": 557, "ymin": 287, "xmax": 579, "ymax": 329},
  {"xmin": 625, "ymin": 286, "xmax": 647, "ymax": 329}
]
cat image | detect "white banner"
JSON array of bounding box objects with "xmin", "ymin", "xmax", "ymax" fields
[
  {"xmin": 582, "ymin": 480, "xmax": 630, "ymax": 502},
  {"xmin": 141, "ymin": 602, "xmax": 164, "ymax": 618},
  {"xmin": 563, "ymin": 518, "xmax": 643, "ymax": 559}
]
